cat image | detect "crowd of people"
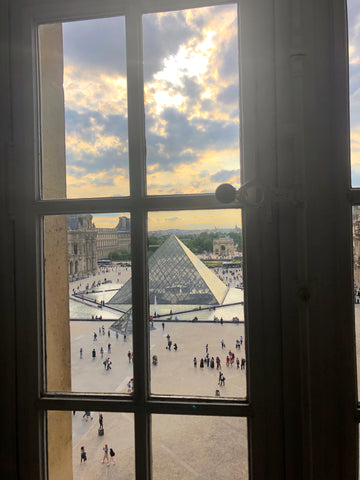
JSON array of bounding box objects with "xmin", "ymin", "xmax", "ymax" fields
[{"xmin": 192, "ymin": 338, "xmax": 246, "ymax": 396}]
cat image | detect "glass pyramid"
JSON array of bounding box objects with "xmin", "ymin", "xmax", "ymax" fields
[
  {"xmin": 110, "ymin": 308, "xmax": 133, "ymax": 334},
  {"xmin": 108, "ymin": 235, "xmax": 228, "ymax": 306}
]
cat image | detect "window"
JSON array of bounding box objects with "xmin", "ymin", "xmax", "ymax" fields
[{"xmin": 3, "ymin": 0, "xmax": 358, "ymax": 478}]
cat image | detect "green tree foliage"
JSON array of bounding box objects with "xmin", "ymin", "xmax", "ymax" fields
[
  {"xmin": 147, "ymin": 231, "xmax": 242, "ymax": 255},
  {"xmin": 108, "ymin": 250, "xmax": 131, "ymax": 261}
]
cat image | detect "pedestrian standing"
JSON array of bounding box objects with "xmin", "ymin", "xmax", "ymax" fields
[
  {"xmin": 123, "ymin": 333, "xmax": 126, "ymax": 342},
  {"xmin": 92, "ymin": 348, "xmax": 96, "ymax": 359},
  {"xmin": 80, "ymin": 348, "xmax": 83, "ymax": 359},
  {"xmin": 128, "ymin": 350, "xmax": 131, "ymax": 363},
  {"xmin": 162, "ymin": 322, "xmax": 165, "ymax": 330},
  {"xmin": 100, "ymin": 346, "xmax": 104, "ymax": 358},
  {"xmin": 236, "ymin": 357, "xmax": 240, "ymax": 368},
  {"xmin": 108, "ymin": 343, "xmax": 111, "ymax": 353},
  {"xmin": 99, "ymin": 413, "xmax": 103, "ymax": 428},
  {"xmin": 216, "ymin": 356, "xmax": 221, "ymax": 369},
  {"xmin": 193, "ymin": 357, "xmax": 197, "ymax": 367}
]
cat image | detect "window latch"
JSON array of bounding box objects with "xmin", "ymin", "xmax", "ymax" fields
[{"xmin": 215, "ymin": 181, "xmax": 304, "ymax": 222}]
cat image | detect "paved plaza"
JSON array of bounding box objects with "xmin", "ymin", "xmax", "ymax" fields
[
  {"xmin": 70, "ymin": 320, "xmax": 248, "ymax": 479},
  {"xmin": 67, "ymin": 265, "xmax": 248, "ymax": 479}
]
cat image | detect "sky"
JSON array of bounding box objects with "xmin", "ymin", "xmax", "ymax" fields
[
  {"xmin": 90, "ymin": 209, "xmax": 241, "ymax": 231},
  {"xmin": 348, "ymin": 0, "xmax": 360, "ymax": 186},
  {"xmin": 61, "ymin": 5, "xmax": 241, "ymax": 229},
  {"xmin": 61, "ymin": 2, "xmax": 360, "ymax": 229}
]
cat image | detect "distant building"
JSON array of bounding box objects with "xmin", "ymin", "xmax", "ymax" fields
[
  {"xmin": 354, "ymin": 207, "xmax": 360, "ymax": 286},
  {"xmin": 67, "ymin": 214, "xmax": 131, "ymax": 279},
  {"xmin": 67, "ymin": 214, "xmax": 97, "ymax": 279},
  {"xmin": 213, "ymin": 236, "xmax": 235, "ymax": 258},
  {"xmin": 96, "ymin": 227, "xmax": 130, "ymax": 259},
  {"xmin": 116, "ymin": 216, "xmax": 131, "ymax": 232}
]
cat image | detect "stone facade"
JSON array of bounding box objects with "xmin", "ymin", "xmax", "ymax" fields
[
  {"xmin": 213, "ymin": 236, "xmax": 235, "ymax": 257},
  {"xmin": 353, "ymin": 206, "xmax": 360, "ymax": 287},
  {"xmin": 97, "ymin": 227, "xmax": 131, "ymax": 259},
  {"xmin": 67, "ymin": 214, "xmax": 97, "ymax": 279},
  {"xmin": 67, "ymin": 215, "xmax": 131, "ymax": 278}
]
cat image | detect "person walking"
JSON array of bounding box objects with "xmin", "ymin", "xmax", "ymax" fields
[
  {"xmin": 236, "ymin": 357, "xmax": 240, "ymax": 368},
  {"xmin": 99, "ymin": 413, "xmax": 103, "ymax": 428},
  {"xmin": 100, "ymin": 346, "xmax": 104, "ymax": 358},
  {"xmin": 108, "ymin": 343, "xmax": 111, "ymax": 353},
  {"xmin": 200, "ymin": 358, "xmax": 204, "ymax": 368},
  {"xmin": 80, "ymin": 348, "xmax": 83, "ymax": 359},
  {"xmin": 92, "ymin": 348, "xmax": 96, "ymax": 360},
  {"xmin": 193, "ymin": 357, "xmax": 197, "ymax": 367},
  {"xmin": 80, "ymin": 446, "xmax": 87, "ymax": 463},
  {"xmin": 102, "ymin": 444, "xmax": 110, "ymax": 465},
  {"xmin": 162, "ymin": 322, "xmax": 165, "ymax": 330},
  {"xmin": 109, "ymin": 448, "xmax": 116, "ymax": 465}
]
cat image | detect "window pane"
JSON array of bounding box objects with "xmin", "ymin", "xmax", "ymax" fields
[
  {"xmin": 349, "ymin": 0, "xmax": 360, "ymax": 186},
  {"xmin": 152, "ymin": 414, "xmax": 248, "ymax": 479},
  {"xmin": 47, "ymin": 410, "xmax": 135, "ymax": 479},
  {"xmin": 44, "ymin": 213, "xmax": 133, "ymax": 393},
  {"xmin": 143, "ymin": 4, "xmax": 240, "ymax": 195},
  {"xmin": 39, "ymin": 17, "xmax": 129, "ymax": 199},
  {"xmin": 147, "ymin": 209, "xmax": 245, "ymax": 398}
]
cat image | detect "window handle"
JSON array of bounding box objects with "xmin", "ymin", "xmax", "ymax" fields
[{"xmin": 216, "ymin": 181, "xmax": 304, "ymax": 222}]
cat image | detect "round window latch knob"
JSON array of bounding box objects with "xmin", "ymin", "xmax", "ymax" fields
[{"xmin": 215, "ymin": 183, "xmax": 237, "ymax": 203}]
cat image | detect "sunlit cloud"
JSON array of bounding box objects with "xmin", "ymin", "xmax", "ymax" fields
[{"xmin": 63, "ymin": 4, "xmax": 240, "ymax": 198}]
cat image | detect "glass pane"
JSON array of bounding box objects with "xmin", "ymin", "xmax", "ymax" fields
[
  {"xmin": 44, "ymin": 213, "xmax": 133, "ymax": 393},
  {"xmin": 143, "ymin": 4, "xmax": 240, "ymax": 195},
  {"xmin": 39, "ymin": 17, "xmax": 129, "ymax": 199},
  {"xmin": 146, "ymin": 209, "xmax": 245, "ymax": 397},
  {"xmin": 152, "ymin": 414, "xmax": 248, "ymax": 479},
  {"xmin": 349, "ymin": 0, "xmax": 360, "ymax": 186},
  {"xmin": 354, "ymin": 206, "xmax": 360, "ymax": 399},
  {"xmin": 47, "ymin": 410, "xmax": 134, "ymax": 479}
]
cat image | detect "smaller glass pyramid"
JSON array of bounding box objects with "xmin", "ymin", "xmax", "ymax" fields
[
  {"xmin": 108, "ymin": 235, "xmax": 228, "ymax": 306},
  {"xmin": 110, "ymin": 308, "xmax": 133, "ymax": 334}
]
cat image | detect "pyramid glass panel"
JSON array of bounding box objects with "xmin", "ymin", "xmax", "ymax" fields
[{"xmin": 108, "ymin": 235, "xmax": 228, "ymax": 306}]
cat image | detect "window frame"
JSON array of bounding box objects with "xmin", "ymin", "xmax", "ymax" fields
[{"xmin": 9, "ymin": 0, "xmax": 359, "ymax": 478}]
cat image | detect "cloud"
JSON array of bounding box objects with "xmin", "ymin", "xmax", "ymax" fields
[
  {"xmin": 143, "ymin": 10, "xmax": 200, "ymax": 81},
  {"xmin": 62, "ymin": 17, "xmax": 127, "ymax": 76},
  {"xmin": 210, "ymin": 169, "xmax": 239, "ymax": 183},
  {"xmin": 63, "ymin": 4, "xmax": 241, "ymax": 198},
  {"xmin": 217, "ymin": 84, "xmax": 239, "ymax": 105}
]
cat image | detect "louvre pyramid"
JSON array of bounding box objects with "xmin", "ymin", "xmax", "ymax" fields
[{"xmin": 108, "ymin": 235, "xmax": 228, "ymax": 306}]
